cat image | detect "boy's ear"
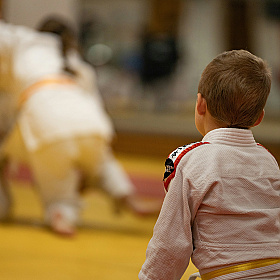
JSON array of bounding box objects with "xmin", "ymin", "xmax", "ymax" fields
[
  {"xmin": 196, "ymin": 93, "xmax": 207, "ymax": 115},
  {"xmin": 252, "ymin": 109, "xmax": 265, "ymax": 127}
]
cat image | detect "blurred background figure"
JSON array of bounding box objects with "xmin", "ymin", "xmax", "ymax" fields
[
  {"xmin": 38, "ymin": 16, "xmax": 161, "ymax": 212},
  {"xmin": 37, "ymin": 16, "xmax": 106, "ymax": 112},
  {"xmin": 140, "ymin": 0, "xmax": 182, "ymax": 112},
  {"xmin": 0, "ymin": 19, "xmax": 158, "ymax": 237}
]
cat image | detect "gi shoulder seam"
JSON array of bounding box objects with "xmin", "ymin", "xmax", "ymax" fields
[{"xmin": 163, "ymin": 141, "xmax": 210, "ymax": 192}]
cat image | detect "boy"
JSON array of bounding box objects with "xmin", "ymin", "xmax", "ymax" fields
[{"xmin": 139, "ymin": 50, "xmax": 280, "ymax": 279}]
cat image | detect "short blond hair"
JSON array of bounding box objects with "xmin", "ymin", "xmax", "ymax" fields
[{"xmin": 198, "ymin": 50, "xmax": 272, "ymax": 128}]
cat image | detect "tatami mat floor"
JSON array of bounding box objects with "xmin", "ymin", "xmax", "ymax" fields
[{"xmin": 0, "ymin": 153, "xmax": 198, "ymax": 280}]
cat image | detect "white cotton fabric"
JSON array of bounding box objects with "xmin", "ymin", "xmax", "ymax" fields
[
  {"xmin": 139, "ymin": 128, "xmax": 280, "ymax": 280},
  {"xmin": 18, "ymin": 83, "xmax": 113, "ymax": 151}
]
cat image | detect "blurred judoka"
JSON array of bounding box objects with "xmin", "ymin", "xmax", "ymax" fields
[{"xmin": 0, "ymin": 19, "xmax": 151, "ymax": 236}]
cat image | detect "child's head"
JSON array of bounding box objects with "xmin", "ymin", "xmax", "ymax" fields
[
  {"xmin": 37, "ymin": 17, "xmax": 78, "ymax": 54},
  {"xmin": 197, "ymin": 50, "xmax": 271, "ymax": 129}
]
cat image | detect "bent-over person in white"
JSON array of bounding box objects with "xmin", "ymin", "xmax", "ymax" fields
[{"xmin": 0, "ymin": 21, "xmax": 143, "ymax": 236}]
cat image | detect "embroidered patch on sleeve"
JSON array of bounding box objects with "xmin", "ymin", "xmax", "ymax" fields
[{"xmin": 163, "ymin": 142, "xmax": 210, "ymax": 192}]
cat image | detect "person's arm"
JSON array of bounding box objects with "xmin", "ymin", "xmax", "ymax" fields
[{"xmin": 139, "ymin": 167, "xmax": 193, "ymax": 280}]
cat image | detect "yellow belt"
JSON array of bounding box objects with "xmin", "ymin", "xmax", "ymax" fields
[
  {"xmin": 18, "ymin": 75, "xmax": 76, "ymax": 109},
  {"xmin": 201, "ymin": 258, "xmax": 280, "ymax": 280}
]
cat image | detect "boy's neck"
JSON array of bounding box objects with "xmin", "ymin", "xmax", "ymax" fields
[{"xmin": 201, "ymin": 112, "xmax": 225, "ymax": 136}]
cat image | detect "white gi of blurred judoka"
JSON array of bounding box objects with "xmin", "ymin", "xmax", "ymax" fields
[{"xmin": 0, "ymin": 19, "xmax": 152, "ymax": 236}]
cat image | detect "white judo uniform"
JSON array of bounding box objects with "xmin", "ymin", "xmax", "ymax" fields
[
  {"xmin": 139, "ymin": 128, "xmax": 280, "ymax": 280},
  {"xmin": 0, "ymin": 21, "xmax": 134, "ymax": 232}
]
